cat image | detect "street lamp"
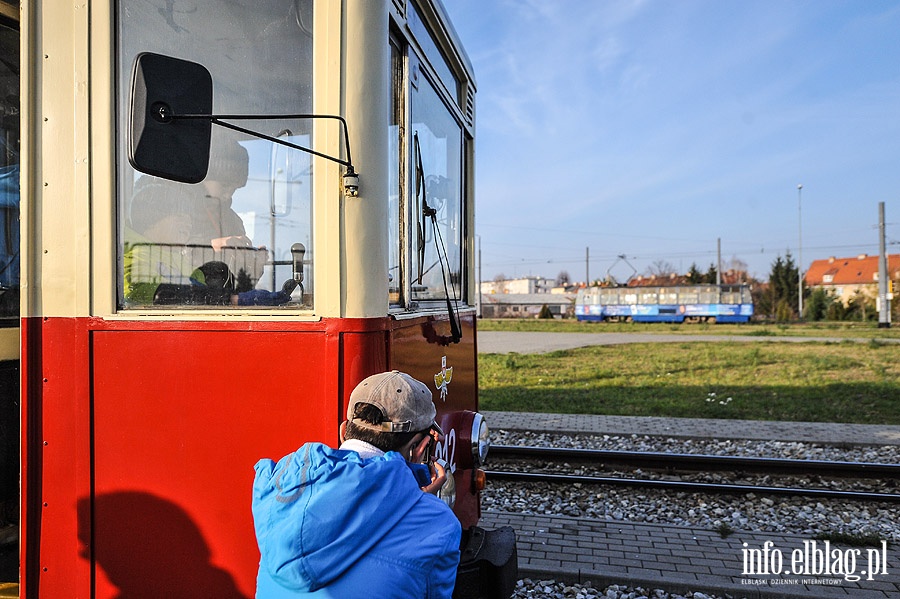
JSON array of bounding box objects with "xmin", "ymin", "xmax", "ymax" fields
[{"xmin": 797, "ymin": 184, "xmax": 803, "ymax": 319}]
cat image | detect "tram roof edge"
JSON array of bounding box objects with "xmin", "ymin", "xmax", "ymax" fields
[{"xmin": 429, "ymin": 0, "xmax": 476, "ymax": 88}]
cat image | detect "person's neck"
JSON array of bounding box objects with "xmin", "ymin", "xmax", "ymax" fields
[{"xmin": 339, "ymin": 438, "xmax": 385, "ymax": 459}]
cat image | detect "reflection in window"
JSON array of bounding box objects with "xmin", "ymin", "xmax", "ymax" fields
[
  {"xmin": 118, "ymin": 0, "xmax": 314, "ymax": 309},
  {"xmin": 639, "ymin": 291, "xmax": 658, "ymax": 305},
  {"xmin": 660, "ymin": 291, "xmax": 678, "ymax": 304},
  {"xmin": 388, "ymin": 41, "xmax": 402, "ymax": 305},
  {"xmin": 0, "ymin": 20, "xmax": 18, "ymax": 319},
  {"xmin": 411, "ymin": 71, "xmax": 462, "ymax": 303},
  {"xmin": 407, "ymin": 1, "xmax": 459, "ymax": 103}
]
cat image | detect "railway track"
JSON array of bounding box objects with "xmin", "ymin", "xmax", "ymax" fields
[{"xmin": 486, "ymin": 445, "xmax": 900, "ymax": 503}]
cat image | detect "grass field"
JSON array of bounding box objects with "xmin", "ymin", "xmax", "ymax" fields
[
  {"xmin": 477, "ymin": 321, "xmax": 900, "ymax": 424},
  {"xmin": 478, "ymin": 317, "xmax": 900, "ymax": 339}
]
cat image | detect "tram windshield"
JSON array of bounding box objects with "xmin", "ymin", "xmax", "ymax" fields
[
  {"xmin": 411, "ymin": 73, "xmax": 463, "ymax": 304},
  {"xmin": 0, "ymin": 17, "xmax": 18, "ymax": 320},
  {"xmin": 117, "ymin": 0, "xmax": 314, "ymax": 310},
  {"xmin": 388, "ymin": 30, "xmax": 467, "ymax": 310}
]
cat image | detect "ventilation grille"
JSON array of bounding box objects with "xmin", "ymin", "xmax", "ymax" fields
[{"xmin": 464, "ymin": 85, "xmax": 475, "ymax": 129}]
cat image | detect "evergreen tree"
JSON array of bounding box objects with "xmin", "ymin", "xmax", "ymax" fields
[
  {"xmin": 704, "ymin": 263, "xmax": 718, "ymax": 284},
  {"xmin": 826, "ymin": 299, "xmax": 847, "ymax": 321},
  {"xmin": 775, "ymin": 298, "xmax": 794, "ymax": 323},
  {"xmin": 845, "ymin": 292, "xmax": 876, "ymax": 322},
  {"xmin": 767, "ymin": 252, "xmax": 801, "ymax": 319},
  {"xmin": 752, "ymin": 283, "xmax": 773, "ymax": 318},
  {"xmin": 686, "ymin": 263, "xmax": 704, "ymax": 284},
  {"xmin": 804, "ymin": 288, "xmax": 833, "ymax": 321}
]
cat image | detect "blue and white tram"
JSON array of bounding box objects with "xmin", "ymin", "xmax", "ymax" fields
[{"xmin": 576, "ymin": 284, "xmax": 754, "ymax": 323}]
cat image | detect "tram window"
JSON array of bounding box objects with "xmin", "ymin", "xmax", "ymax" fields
[
  {"xmin": 639, "ymin": 291, "xmax": 658, "ymax": 304},
  {"xmin": 679, "ymin": 290, "xmax": 699, "ymax": 304},
  {"xmin": 388, "ymin": 41, "xmax": 403, "ymax": 306},
  {"xmin": 660, "ymin": 290, "xmax": 677, "ymax": 304},
  {"xmin": 699, "ymin": 288, "xmax": 717, "ymax": 304},
  {"xmin": 409, "ymin": 64, "xmax": 463, "ymax": 304},
  {"xmin": 117, "ymin": 0, "xmax": 314, "ymax": 310},
  {"xmin": 407, "ymin": 1, "xmax": 460, "ymax": 103},
  {"xmin": 0, "ymin": 19, "xmax": 18, "ymax": 320}
]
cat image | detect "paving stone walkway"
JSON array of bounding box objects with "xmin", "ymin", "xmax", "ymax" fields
[
  {"xmin": 481, "ymin": 510, "xmax": 899, "ymax": 599},
  {"xmin": 481, "ymin": 411, "xmax": 900, "ymax": 598}
]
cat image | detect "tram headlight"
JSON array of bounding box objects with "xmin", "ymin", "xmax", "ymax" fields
[
  {"xmin": 343, "ymin": 170, "xmax": 360, "ymax": 197},
  {"xmin": 435, "ymin": 459, "xmax": 456, "ymax": 509},
  {"xmin": 471, "ymin": 413, "xmax": 490, "ymax": 467}
]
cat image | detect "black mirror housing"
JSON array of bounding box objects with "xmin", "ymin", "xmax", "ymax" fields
[{"xmin": 129, "ymin": 52, "xmax": 213, "ymax": 184}]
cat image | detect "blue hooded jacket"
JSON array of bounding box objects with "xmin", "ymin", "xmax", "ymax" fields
[{"xmin": 252, "ymin": 443, "xmax": 461, "ymax": 598}]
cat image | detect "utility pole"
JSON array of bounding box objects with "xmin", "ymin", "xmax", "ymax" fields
[
  {"xmin": 878, "ymin": 202, "xmax": 891, "ymax": 328},
  {"xmin": 716, "ymin": 238, "xmax": 721, "ymax": 285},
  {"xmin": 585, "ymin": 247, "xmax": 590, "ymax": 286},
  {"xmin": 797, "ymin": 184, "xmax": 803, "ymax": 319}
]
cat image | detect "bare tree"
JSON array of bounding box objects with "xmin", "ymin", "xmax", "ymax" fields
[
  {"xmin": 646, "ymin": 260, "xmax": 677, "ymax": 277},
  {"xmin": 728, "ymin": 256, "xmax": 748, "ymax": 272}
]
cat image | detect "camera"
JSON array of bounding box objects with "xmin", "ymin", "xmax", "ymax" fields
[{"xmin": 422, "ymin": 426, "xmax": 441, "ymax": 463}]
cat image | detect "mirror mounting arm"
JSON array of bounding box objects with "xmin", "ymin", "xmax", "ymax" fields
[
  {"xmin": 131, "ymin": 52, "xmax": 363, "ymax": 195},
  {"xmin": 164, "ymin": 110, "xmax": 360, "ymax": 197}
]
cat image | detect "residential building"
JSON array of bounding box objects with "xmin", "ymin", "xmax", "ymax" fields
[
  {"xmin": 804, "ymin": 254, "xmax": 900, "ymax": 306},
  {"xmin": 480, "ymin": 276, "xmax": 555, "ymax": 295},
  {"xmin": 479, "ymin": 292, "xmax": 575, "ymax": 319}
]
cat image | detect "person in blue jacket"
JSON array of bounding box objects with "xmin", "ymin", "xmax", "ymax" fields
[{"xmin": 252, "ymin": 371, "xmax": 461, "ymax": 598}]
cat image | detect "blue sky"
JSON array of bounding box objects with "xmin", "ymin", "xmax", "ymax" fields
[{"xmin": 441, "ymin": 0, "xmax": 900, "ymax": 283}]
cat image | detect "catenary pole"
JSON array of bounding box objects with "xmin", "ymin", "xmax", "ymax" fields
[
  {"xmin": 878, "ymin": 202, "xmax": 891, "ymax": 328},
  {"xmin": 798, "ymin": 184, "xmax": 803, "ymax": 319}
]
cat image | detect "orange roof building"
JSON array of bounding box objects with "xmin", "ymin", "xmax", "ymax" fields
[{"xmin": 805, "ymin": 254, "xmax": 900, "ymax": 305}]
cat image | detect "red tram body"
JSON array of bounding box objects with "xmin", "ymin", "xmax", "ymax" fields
[
  {"xmin": 0, "ymin": 0, "xmax": 515, "ymax": 597},
  {"xmin": 23, "ymin": 314, "xmax": 480, "ymax": 597}
]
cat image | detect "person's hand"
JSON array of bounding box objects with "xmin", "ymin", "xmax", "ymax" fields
[
  {"xmin": 410, "ymin": 431, "xmax": 437, "ymax": 464},
  {"xmin": 211, "ymin": 235, "xmax": 252, "ymax": 251},
  {"xmin": 420, "ymin": 459, "xmax": 447, "ymax": 495},
  {"xmin": 411, "ymin": 434, "xmax": 446, "ymax": 494}
]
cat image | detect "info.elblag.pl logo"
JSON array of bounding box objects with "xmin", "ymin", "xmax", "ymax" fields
[{"xmin": 742, "ymin": 540, "xmax": 889, "ymax": 583}]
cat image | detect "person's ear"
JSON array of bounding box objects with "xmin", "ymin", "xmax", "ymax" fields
[{"xmin": 339, "ymin": 421, "xmax": 347, "ymax": 444}]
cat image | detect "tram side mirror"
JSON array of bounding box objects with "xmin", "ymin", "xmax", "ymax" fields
[{"xmin": 129, "ymin": 52, "xmax": 213, "ymax": 184}]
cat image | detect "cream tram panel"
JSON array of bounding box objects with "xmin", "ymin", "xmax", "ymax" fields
[
  {"xmin": 25, "ymin": 0, "xmax": 470, "ymax": 321},
  {"xmin": 22, "ymin": 0, "xmax": 94, "ymax": 319}
]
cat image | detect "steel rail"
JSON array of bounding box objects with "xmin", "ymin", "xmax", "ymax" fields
[
  {"xmin": 490, "ymin": 445, "xmax": 900, "ymax": 478},
  {"xmin": 484, "ymin": 470, "xmax": 900, "ymax": 502}
]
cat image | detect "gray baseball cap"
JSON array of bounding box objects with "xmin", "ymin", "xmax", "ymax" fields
[{"xmin": 347, "ymin": 371, "xmax": 442, "ymax": 435}]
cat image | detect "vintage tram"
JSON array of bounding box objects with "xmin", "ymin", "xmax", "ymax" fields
[{"xmin": 0, "ymin": 0, "xmax": 515, "ymax": 597}]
